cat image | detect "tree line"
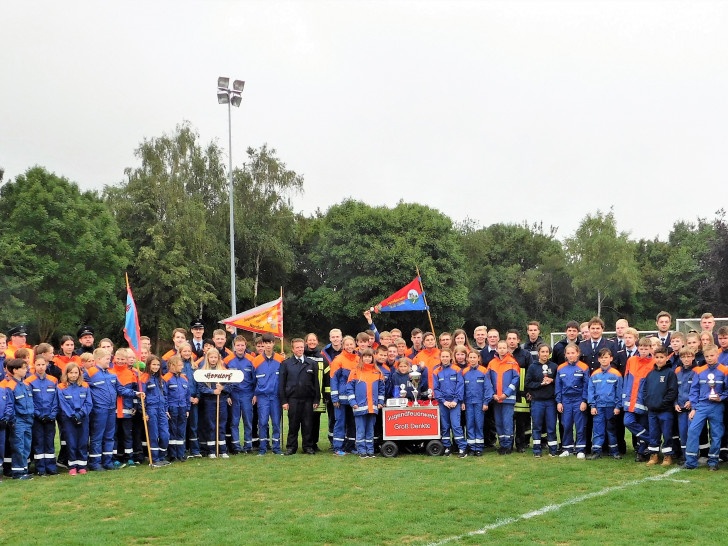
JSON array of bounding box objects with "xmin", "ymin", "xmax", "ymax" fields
[{"xmin": 1, "ymin": 122, "xmax": 726, "ymax": 352}]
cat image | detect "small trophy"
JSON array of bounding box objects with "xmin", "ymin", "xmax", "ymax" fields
[
  {"xmin": 409, "ymin": 367, "xmax": 422, "ymax": 406},
  {"xmin": 400, "ymin": 383, "xmax": 407, "ymax": 400},
  {"xmin": 542, "ymin": 364, "xmax": 549, "ymax": 376},
  {"xmin": 708, "ymin": 373, "xmax": 719, "ymax": 401}
]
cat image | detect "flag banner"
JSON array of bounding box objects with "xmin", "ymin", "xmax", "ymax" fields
[
  {"xmin": 123, "ymin": 274, "xmax": 142, "ymax": 358},
  {"xmin": 374, "ymin": 277, "xmax": 428, "ymax": 313},
  {"xmin": 221, "ymin": 297, "xmax": 283, "ymax": 337}
]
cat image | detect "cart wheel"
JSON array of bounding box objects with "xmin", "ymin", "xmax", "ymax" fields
[
  {"xmin": 380, "ymin": 441, "xmax": 399, "ymax": 458},
  {"xmin": 426, "ymin": 440, "xmax": 444, "ymax": 457}
]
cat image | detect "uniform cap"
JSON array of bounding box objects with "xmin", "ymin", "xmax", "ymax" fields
[
  {"xmin": 77, "ymin": 325, "xmax": 95, "ymax": 338},
  {"xmin": 8, "ymin": 325, "xmax": 27, "ymax": 337}
]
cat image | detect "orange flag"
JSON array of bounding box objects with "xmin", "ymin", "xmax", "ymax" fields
[{"xmin": 220, "ymin": 297, "xmax": 283, "ymax": 337}]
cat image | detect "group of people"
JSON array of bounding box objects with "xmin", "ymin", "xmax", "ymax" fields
[{"xmin": 1, "ymin": 310, "xmax": 727, "ymax": 482}]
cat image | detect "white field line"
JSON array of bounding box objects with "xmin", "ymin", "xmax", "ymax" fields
[{"xmin": 426, "ymin": 468, "xmax": 683, "ymax": 546}]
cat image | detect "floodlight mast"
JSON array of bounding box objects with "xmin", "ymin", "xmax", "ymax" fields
[{"xmin": 217, "ymin": 76, "xmax": 245, "ymax": 326}]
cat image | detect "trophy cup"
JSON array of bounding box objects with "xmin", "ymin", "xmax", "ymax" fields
[
  {"xmin": 400, "ymin": 383, "xmax": 407, "ymax": 402},
  {"xmin": 708, "ymin": 373, "xmax": 719, "ymax": 401},
  {"xmin": 542, "ymin": 364, "xmax": 549, "ymax": 376},
  {"xmin": 409, "ymin": 365, "xmax": 422, "ymax": 407}
]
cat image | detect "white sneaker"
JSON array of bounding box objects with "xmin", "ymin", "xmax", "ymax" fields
[
  {"xmin": 208, "ymin": 454, "xmax": 217, "ymax": 459},
  {"xmin": 220, "ymin": 453, "xmax": 230, "ymax": 459},
  {"xmin": 559, "ymin": 451, "xmax": 571, "ymax": 457},
  {"xmin": 576, "ymin": 452, "xmax": 586, "ymax": 459}
]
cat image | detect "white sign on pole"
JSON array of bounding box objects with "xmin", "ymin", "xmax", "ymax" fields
[{"xmin": 193, "ymin": 369, "xmax": 244, "ymax": 383}]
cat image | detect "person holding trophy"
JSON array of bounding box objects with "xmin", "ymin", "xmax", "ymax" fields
[{"xmin": 683, "ymin": 344, "xmax": 728, "ymax": 471}]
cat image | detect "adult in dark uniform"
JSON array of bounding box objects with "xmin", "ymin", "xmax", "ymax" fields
[
  {"xmin": 304, "ymin": 333, "xmax": 326, "ymax": 452},
  {"xmin": 280, "ymin": 338, "xmax": 319, "ymax": 455},
  {"xmin": 189, "ymin": 319, "xmax": 205, "ymax": 360},
  {"xmin": 75, "ymin": 325, "xmax": 95, "ymax": 356}
]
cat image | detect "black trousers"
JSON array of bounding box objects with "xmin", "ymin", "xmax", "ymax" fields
[
  {"xmin": 309, "ymin": 410, "xmax": 324, "ymax": 449},
  {"xmin": 286, "ymin": 398, "xmax": 314, "ymax": 453},
  {"xmin": 483, "ymin": 406, "xmax": 497, "ymax": 447},
  {"xmin": 326, "ymin": 401, "xmax": 335, "ymax": 446},
  {"xmin": 515, "ymin": 411, "xmax": 532, "ymax": 450}
]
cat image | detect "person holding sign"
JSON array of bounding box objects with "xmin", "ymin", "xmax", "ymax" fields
[
  {"xmin": 279, "ymin": 339, "xmax": 319, "ymax": 455},
  {"xmin": 197, "ymin": 349, "xmax": 231, "ymax": 459}
]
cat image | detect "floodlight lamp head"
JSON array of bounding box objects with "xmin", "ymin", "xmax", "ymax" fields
[
  {"xmin": 218, "ymin": 76, "xmax": 230, "ymax": 89},
  {"xmin": 233, "ymin": 80, "xmax": 245, "ymax": 92},
  {"xmin": 231, "ymin": 95, "xmax": 242, "ymax": 107},
  {"xmin": 217, "ymin": 92, "xmax": 230, "ymax": 104}
]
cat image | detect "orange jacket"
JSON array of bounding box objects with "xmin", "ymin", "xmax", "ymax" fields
[
  {"xmin": 111, "ymin": 364, "xmax": 141, "ymax": 418},
  {"xmin": 412, "ymin": 348, "xmax": 441, "ymax": 390},
  {"xmin": 56, "ymin": 354, "xmax": 82, "ymax": 373},
  {"xmin": 486, "ymin": 354, "xmax": 520, "ymax": 403}
]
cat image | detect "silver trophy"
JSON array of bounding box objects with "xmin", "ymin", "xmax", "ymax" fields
[
  {"xmin": 400, "ymin": 383, "xmax": 407, "ymax": 400},
  {"xmin": 708, "ymin": 373, "xmax": 719, "ymax": 401},
  {"xmin": 409, "ymin": 365, "xmax": 422, "ymax": 406},
  {"xmin": 542, "ymin": 364, "xmax": 549, "ymax": 376}
]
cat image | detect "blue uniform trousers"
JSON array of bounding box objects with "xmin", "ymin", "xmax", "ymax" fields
[
  {"xmin": 240, "ymin": 391, "xmax": 254, "ymax": 452},
  {"xmin": 114, "ymin": 417, "xmax": 134, "ymax": 462},
  {"xmin": 440, "ymin": 404, "xmax": 467, "ymax": 452},
  {"xmin": 200, "ymin": 394, "xmax": 227, "ymax": 455},
  {"xmin": 624, "ymin": 411, "xmax": 649, "ymax": 455},
  {"xmin": 167, "ymin": 406, "xmax": 187, "ymax": 459},
  {"xmin": 531, "ymin": 400, "xmax": 558, "ymax": 455},
  {"xmin": 354, "ymin": 414, "xmax": 375, "ymax": 455},
  {"xmin": 62, "ymin": 415, "xmax": 89, "ymax": 471},
  {"xmin": 11, "ymin": 417, "xmax": 33, "ymax": 477},
  {"xmin": 257, "ymin": 393, "xmax": 281, "ymax": 454},
  {"xmin": 32, "ymin": 418, "xmax": 57, "ymax": 474},
  {"xmin": 465, "ymin": 403, "xmax": 485, "ymax": 452},
  {"xmin": 685, "ymin": 403, "xmax": 724, "ymax": 469},
  {"xmin": 89, "ymin": 408, "xmax": 116, "ymax": 469},
  {"xmin": 186, "ymin": 403, "xmax": 200, "ymax": 455},
  {"xmin": 147, "ymin": 405, "xmax": 170, "ymax": 462},
  {"xmin": 227, "ymin": 392, "xmax": 244, "ymax": 453},
  {"xmin": 493, "ymin": 403, "xmax": 515, "ymax": 450},
  {"xmin": 591, "ymin": 406, "xmax": 618, "ymax": 455},
  {"xmin": 561, "ymin": 397, "xmax": 585, "ymax": 454},
  {"xmin": 677, "ymin": 410, "xmax": 689, "ymax": 454},
  {"xmin": 648, "ymin": 410, "xmax": 674, "ymax": 455}
]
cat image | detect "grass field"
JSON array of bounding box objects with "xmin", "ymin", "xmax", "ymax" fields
[{"xmin": 0, "ymin": 422, "xmax": 721, "ymax": 545}]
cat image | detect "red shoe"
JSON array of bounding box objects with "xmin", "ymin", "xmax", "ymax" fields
[
  {"xmin": 69, "ymin": 469, "xmax": 77, "ymax": 476},
  {"xmin": 79, "ymin": 469, "xmax": 87, "ymax": 475}
]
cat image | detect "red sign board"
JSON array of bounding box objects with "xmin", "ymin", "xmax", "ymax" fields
[{"xmin": 382, "ymin": 406, "xmax": 441, "ymax": 440}]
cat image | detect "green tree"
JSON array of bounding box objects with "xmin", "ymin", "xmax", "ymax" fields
[
  {"xmin": 0, "ymin": 167, "xmax": 132, "ymax": 341},
  {"xmin": 231, "ymin": 144, "xmax": 303, "ymax": 307},
  {"xmin": 459, "ymin": 222, "xmax": 573, "ymax": 333},
  {"xmin": 700, "ymin": 210, "xmax": 728, "ymax": 315},
  {"xmin": 104, "ymin": 123, "xmax": 229, "ymax": 348},
  {"xmin": 566, "ymin": 210, "xmax": 641, "ymax": 317},
  {"xmin": 297, "ymin": 200, "xmax": 468, "ymax": 335}
]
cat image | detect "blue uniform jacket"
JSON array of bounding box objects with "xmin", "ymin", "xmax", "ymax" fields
[
  {"xmin": 344, "ymin": 368, "xmax": 385, "ymax": 416},
  {"xmin": 181, "ymin": 358, "xmax": 199, "ymax": 399},
  {"xmin": 8, "ymin": 378, "xmax": 34, "ymax": 419},
  {"xmin": 164, "ymin": 372, "xmax": 191, "ymax": 410},
  {"xmin": 227, "ymin": 354, "xmax": 255, "ymax": 394},
  {"xmin": 0, "ymin": 381, "xmax": 15, "ymax": 422},
  {"xmin": 555, "ymin": 361, "xmax": 589, "ymax": 404},
  {"xmin": 253, "ymin": 356, "xmax": 281, "ymax": 397},
  {"xmin": 689, "ymin": 363, "xmax": 728, "ymax": 407},
  {"xmin": 58, "ymin": 383, "xmax": 93, "ymax": 418},
  {"xmin": 433, "ymin": 364, "xmax": 464, "ymax": 403},
  {"xmin": 588, "ymin": 366, "xmax": 623, "ymax": 408},
  {"xmin": 142, "ymin": 376, "xmax": 167, "ymax": 409},
  {"xmin": 675, "ymin": 364, "xmax": 695, "ymax": 409},
  {"xmin": 25, "ymin": 374, "xmax": 59, "ymax": 419},
  {"xmin": 462, "ymin": 366, "xmax": 493, "ymax": 405},
  {"xmin": 84, "ymin": 366, "xmax": 136, "ymax": 410}
]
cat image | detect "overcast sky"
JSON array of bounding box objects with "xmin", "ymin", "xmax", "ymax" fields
[{"xmin": 2, "ymin": 1, "xmax": 726, "ymax": 241}]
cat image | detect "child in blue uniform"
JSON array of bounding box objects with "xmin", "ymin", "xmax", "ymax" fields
[
  {"xmin": 0, "ymin": 371, "xmax": 14, "ymax": 483},
  {"xmin": 25, "ymin": 356, "xmax": 59, "ymax": 475},
  {"xmin": 345, "ymin": 349, "xmax": 385, "ymax": 458},
  {"xmin": 7, "ymin": 358, "xmax": 34, "ymax": 479},
  {"xmin": 461, "ymin": 349, "xmax": 492, "ymax": 457},
  {"xmin": 643, "ymin": 346, "xmax": 678, "ymax": 466},
  {"xmin": 164, "ymin": 355, "xmax": 190, "ymax": 462},
  {"xmin": 58, "ymin": 363, "xmax": 93, "ymax": 475},
  {"xmin": 141, "ymin": 355, "xmax": 171, "ymax": 467},
  {"xmin": 179, "ymin": 343, "xmax": 201, "ymax": 458},
  {"xmin": 486, "ymin": 341, "xmax": 520, "ymax": 455},
  {"xmin": 198, "ymin": 349, "xmax": 231, "ymax": 458},
  {"xmin": 586, "ymin": 348, "xmax": 623, "ymax": 460},
  {"xmin": 556, "ymin": 344, "xmax": 589, "ymax": 459},
  {"xmin": 433, "ymin": 348, "xmax": 468, "ymax": 458},
  {"xmin": 526, "ymin": 345, "xmax": 559, "ymax": 458},
  {"xmin": 674, "ymin": 347, "xmax": 696, "ymax": 463}
]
